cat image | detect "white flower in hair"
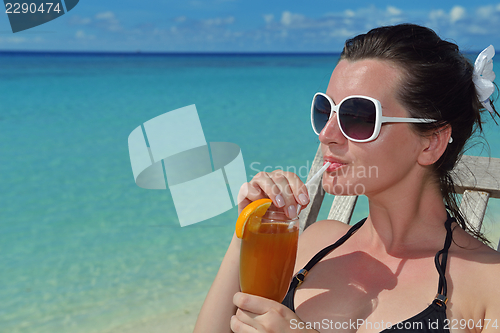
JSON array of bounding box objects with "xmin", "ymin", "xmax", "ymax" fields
[{"xmin": 473, "ymin": 45, "xmax": 496, "ymax": 113}]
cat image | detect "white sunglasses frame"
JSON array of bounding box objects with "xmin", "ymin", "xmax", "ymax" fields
[{"xmin": 311, "ymin": 92, "xmax": 438, "ymax": 143}]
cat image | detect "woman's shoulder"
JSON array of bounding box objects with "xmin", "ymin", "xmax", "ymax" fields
[
  {"xmin": 452, "ymin": 241, "xmax": 500, "ymax": 283},
  {"xmin": 472, "ymin": 246, "xmax": 500, "ymax": 322},
  {"xmin": 450, "ymin": 226, "xmax": 500, "ymax": 277},
  {"xmin": 300, "ymin": 218, "xmax": 352, "ymax": 243},
  {"xmin": 448, "ymin": 230, "xmax": 500, "ymax": 322},
  {"xmin": 295, "ymin": 218, "xmax": 355, "ymax": 268},
  {"xmin": 451, "ymin": 226, "xmax": 500, "ymax": 263}
]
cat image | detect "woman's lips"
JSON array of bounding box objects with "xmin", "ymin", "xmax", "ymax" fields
[{"xmin": 324, "ymin": 159, "xmax": 347, "ymax": 172}]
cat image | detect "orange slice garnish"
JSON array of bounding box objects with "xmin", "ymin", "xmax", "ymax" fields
[{"xmin": 235, "ymin": 198, "xmax": 273, "ymax": 239}]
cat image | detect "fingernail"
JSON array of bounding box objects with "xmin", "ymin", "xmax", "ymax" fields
[
  {"xmin": 287, "ymin": 205, "xmax": 297, "ymax": 219},
  {"xmin": 275, "ymin": 194, "xmax": 285, "ymax": 208},
  {"xmin": 298, "ymin": 193, "xmax": 309, "ymax": 205}
]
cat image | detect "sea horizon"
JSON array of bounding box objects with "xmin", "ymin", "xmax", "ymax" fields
[
  {"xmin": 0, "ymin": 49, "xmax": 344, "ymax": 56},
  {"xmin": 0, "ymin": 48, "xmax": 486, "ymax": 57}
]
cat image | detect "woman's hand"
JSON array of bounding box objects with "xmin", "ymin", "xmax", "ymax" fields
[
  {"xmin": 237, "ymin": 171, "xmax": 310, "ymax": 219},
  {"xmin": 231, "ymin": 292, "xmax": 318, "ymax": 333}
]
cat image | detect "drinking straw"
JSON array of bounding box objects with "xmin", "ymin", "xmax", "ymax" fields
[
  {"xmin": 290, "ymin": 162, "xmax": 331, "ymax": 229},
  {"xmin": 305, "ymin": 162, "xmax": 331, "ymax": 189}
]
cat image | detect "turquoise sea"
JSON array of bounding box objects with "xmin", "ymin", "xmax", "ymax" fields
[{"xmin": 1, "ymin": 52, "xmax": 500, "ymax": 332}]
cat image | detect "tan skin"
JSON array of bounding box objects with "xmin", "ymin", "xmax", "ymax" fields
[{"xmin": 194, "ymin": 59, "xmax": 500, "ymax": 333}]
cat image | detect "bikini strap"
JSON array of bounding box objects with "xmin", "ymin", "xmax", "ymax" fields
[
  {"xmin": 433, "ymin": 212, "xmax": 455, "ymax": 306},
  {"xmin": 282, "ymin": 218, "xmax": 366, "ymax": 311},
  {"xmin": 292, "ymin": 218, "xmax": 366, "ymax": 287}
]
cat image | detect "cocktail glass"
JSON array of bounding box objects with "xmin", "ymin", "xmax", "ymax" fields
[{"xmin": 239, "ymin": 209, "xmax": 299, "ymax": 302}]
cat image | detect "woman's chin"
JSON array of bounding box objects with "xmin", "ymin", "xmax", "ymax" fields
[{"xmin": 322, "ymin": 179, "xmax": 367, "ymax": 197}]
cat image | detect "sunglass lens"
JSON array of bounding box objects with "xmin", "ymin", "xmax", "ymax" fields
[
  {"xmin": 312, "ymin": 94, "xmax": 331, "ymax": 133},
  {"xmin": 338, "ymin": 98, "xmax": 376, "ymax": 141}
]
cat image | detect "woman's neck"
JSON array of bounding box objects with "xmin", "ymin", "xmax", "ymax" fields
[{"xmin": 362, "ymin": 175, "xmax": 448, "ymax": 257}]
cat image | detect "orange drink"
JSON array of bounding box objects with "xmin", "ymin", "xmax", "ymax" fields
[{"xmin": 239, "ymin": 210, "xmax": 299, "ymax": 302}]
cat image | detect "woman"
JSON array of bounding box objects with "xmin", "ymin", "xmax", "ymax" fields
[{"xmin": 194, "ymin": 24, "xmax": 500, "ymax": 333}]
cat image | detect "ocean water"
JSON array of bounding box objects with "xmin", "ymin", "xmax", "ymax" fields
[{"xmin": 1, "ymin": 52, "xmax": 500, "ymax": 332}]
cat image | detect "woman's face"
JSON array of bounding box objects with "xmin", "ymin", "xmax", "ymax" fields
[{"xmin": 319, "ymin": 59, "xmax": 425, "ymax": 197}]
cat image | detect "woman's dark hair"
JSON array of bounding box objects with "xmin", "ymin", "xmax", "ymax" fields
[{"xmin": 340, "ymin": 23, "xmax": 498, "ymax": 243}]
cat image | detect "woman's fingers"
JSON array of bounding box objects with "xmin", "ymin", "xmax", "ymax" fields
[
  {"xmin": 252, "ymin": 172, "xmax": 287, "ymax": 209},
  {"xmin": 237, "ymin": 172, "xmax": 285, "ymax": 212},
  {"xmin": 272, "ymin": 171, "xmax": 310, "ymax": 215},
  {"xmin": 232, "ymin": 292, "xmax": 300, "ymax": 332},
  {"xmin": 237, "ymin": 182, "xmax": 265, "ymax": 213},
  {"xmin": 266, "ymin": 172, "xmax": 299, "ymax": 219},
  {"xmin": 231, "ymin": 308, "xmax": 259, "ymax": 333},
  {"xmin": 237, "ymin": 170, "xmax": 310, "ymax": 218},
  {"xmin": 233, "ymin": 292, "xmax": 276, "ymax": 315},
  {"xmin": 237, "ymin": 173, "xmax": 282, "ymax": 214}
]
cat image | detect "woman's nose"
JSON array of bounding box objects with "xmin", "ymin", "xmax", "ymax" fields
[{"xmin": 319, "ymin": 112, "xmax": 348, "ymax": 145}]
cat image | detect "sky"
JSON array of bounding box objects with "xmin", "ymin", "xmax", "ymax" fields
[{"xmin": 1, "ymin": 0, "xmax": 500, "ymax": 53}]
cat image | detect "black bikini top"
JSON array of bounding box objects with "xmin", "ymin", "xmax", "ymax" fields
[{"xmin": 282, "ymin": 215, "xmax": 454, "ymax": 332}]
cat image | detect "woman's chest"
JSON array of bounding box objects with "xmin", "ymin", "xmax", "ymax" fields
[{"xmin": 293, "ymin": 252, "xmax": 443, "ymax": 333}]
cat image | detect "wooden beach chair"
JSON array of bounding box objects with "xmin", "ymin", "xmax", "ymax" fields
[{"xmin": 298, "ymin": 146, "xmax": 500, "ymax": 250}]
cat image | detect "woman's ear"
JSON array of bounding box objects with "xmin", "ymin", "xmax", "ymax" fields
[{"xmin": 418, "ymin": 125, "xmax": 452, "ymax": 166}]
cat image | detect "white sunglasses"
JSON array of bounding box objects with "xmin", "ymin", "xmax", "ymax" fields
[{"xmin": 311, "ymin": 93, "xmax": 450, "ymax": 143}]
